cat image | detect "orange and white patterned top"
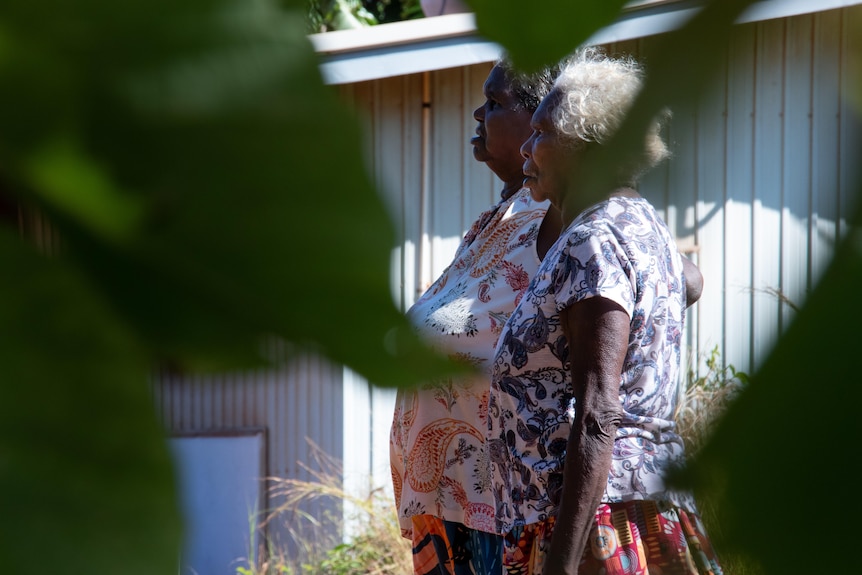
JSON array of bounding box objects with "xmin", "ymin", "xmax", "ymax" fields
[{"xmin": 390, "ymin": 189, "xmax": 549, "ymax": 537}]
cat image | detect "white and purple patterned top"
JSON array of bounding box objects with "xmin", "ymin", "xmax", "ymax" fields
[{"xmin": 487, "ymin": 196, "xmax": 695, "ymax": 534}]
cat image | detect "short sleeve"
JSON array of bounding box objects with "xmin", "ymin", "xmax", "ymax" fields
[{"xmin": 551, "ymin": 223, "xmax": 636, "ymax": 318}]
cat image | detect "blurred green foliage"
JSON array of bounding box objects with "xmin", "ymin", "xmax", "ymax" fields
[
  {"xmin": 0, "ymin": 0, "xmax": 859, "ymax": 573},
  {"xmin": 303, "ymin": 0, "xmax": 422, "ymax": 33},
  {"xmin": 0, "ymin": 0, "xmax": 462, "ymax": 571}
]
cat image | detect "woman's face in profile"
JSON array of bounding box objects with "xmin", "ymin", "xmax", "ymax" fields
[
  {"xmin": 520, "ymin": 90, "xmax": 580, "ymax": 208},
  {"xmin": 471, "ymin": 66, "xmax": 534, "ymax": 185}
]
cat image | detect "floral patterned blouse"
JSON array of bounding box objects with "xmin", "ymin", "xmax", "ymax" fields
[
  {"xmin": 487, "ymin": 196, "xmax": 695, "ymax": 535},
  {"xmin": 390, "ymin": 189, "xmax": 549, "ymax": 537}
]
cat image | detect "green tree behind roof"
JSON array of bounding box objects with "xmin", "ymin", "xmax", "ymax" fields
[{"xmin": 304, "ymin": 0, "xmax": 424, "ymax": 33}]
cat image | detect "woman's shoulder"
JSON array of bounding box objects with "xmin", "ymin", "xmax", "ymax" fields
[
  {"xmin": 565, "ymin": 199, "xmax": 618, "ymax": 237},
  {"xmin": 589, "ymin": 195, "xmax": 665, "ymax": 235},
  {"xmin": 553, "ymin": 197, "xmax": 645, "ymax": 255}
]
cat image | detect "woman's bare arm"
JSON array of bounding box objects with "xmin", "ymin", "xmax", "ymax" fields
[
  {"xmin": 682, "ymin": 257, "xmax": 703, "ymax": 308},
  {"xmin": 544, "ymin": 297, "xmax": 629, "ymax": 575}
]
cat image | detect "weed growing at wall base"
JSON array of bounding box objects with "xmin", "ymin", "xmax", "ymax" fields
[
  {"xmin": 676, "ymin": 346, "xmax": 765, "ymax": 575},
  {"xmin": 676, "ymin": 345, "xmax": 748, "ymax": 456},
  {"xmin": 235, "ymin": 442, "xmax": 411, "ymax": 575}
]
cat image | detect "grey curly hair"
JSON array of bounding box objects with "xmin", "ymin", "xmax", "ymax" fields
[{"xmin": 550, "ymin": 47, "xmax": 671, "ymax": 183}]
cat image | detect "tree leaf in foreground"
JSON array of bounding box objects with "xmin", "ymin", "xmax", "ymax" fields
[
  {"xmin": 0, "ymin": 230, "xmax": 180, "ymax": 575},
  {"xmin": 0, "ymin": 0, "xmax": 466, "ymax": 386}
]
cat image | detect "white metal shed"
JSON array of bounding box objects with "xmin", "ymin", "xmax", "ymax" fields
[{"xmin": 154, "ymin": 1, "xmax": 862, "ymax": 571}]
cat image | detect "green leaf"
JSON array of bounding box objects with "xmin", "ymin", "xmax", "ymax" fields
[
  {"xmin": 466, "ymin": 0, "xmax": 628, "ymax": 72},
  {"xmin": 0, "ymin": 230, "xmax": 181, "ymax": 575},
  {"xmin": 0, "ymin": 0, "xmax": 473, "ymax": 571},
  {"xmin": 0, "ymin": 0, "xmax": 467, "ymax": 385},
  {"xmin": 24, "ymin": 137, "xmax": 144, "ymax": 242}
]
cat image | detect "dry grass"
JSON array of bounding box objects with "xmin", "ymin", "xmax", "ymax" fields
[
  {"xmin": 235, "ymin": 441, "xmax": 411, "ymax": 575},
  {"xmin": 675, "ymin": 345, "xmax": 748, "ymax": 456},
  {"xmin": 675, "ymin": 346, "xmax": 766, "ymax": 575}
]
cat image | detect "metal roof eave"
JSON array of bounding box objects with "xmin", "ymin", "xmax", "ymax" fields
[{"xmin": 312, "ymin": 0, "xmax": 862, "ymax": 85}]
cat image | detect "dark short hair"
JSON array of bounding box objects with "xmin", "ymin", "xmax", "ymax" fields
[{"xmin": 495, "ymin": 57, "xmax": 561, "ymax": 113}]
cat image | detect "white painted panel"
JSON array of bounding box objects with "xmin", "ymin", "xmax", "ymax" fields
[
  {"xmin": 401, "ymin": 73, "xmax": 426, "ymax": 310},
  {"xmin": 342, "ymin": 366, "xmax": 371, "ymax": 540},
  {"xmin": 635, "ymin": 33, "xmax": 671, "ymax": 228},
  {"xmin": 371, "ymin": 385, "xmax": 398, "ymax": 492},
  {"xmin": 665, "ymin": 96, "xmax": 701, "ymax": 365},
  {"xmin": 373, "ymin": 75, "xmax": 423, "ymax": 309},
  {"xmin": 724, "ymin": 24, "xmax": 756, "ymax": 375},
  {"xmin": 639, "ymin": 135, "xmax": 671, "ymax": 224},
  {"xmin": 694, "ymin": 50, "xmax": 729, "ymax": 374},
  {"xmin": 462, "ymin": 63, "xmax": 499, "ymax": 223},
  {"xmin": 288, "ymin": 360, "xmax": 305, "ymax": 477},
  {"xmin": 811, "ymin": 10, "xmax": 843, "ymax": 285},
  {"xmin": 781, "ymin": 14, "xmax": 814, "ymax": 328},
  {"xmin": 430, "ymin": 67, "xmax": 469, "ymax": 278},
  {"xmin": 752, "ymin": 18, "xmax": 786, "ymax": 371},
  {"xmin": 171, "ymin": 431, "xmax": 265, "ymax": 575},
  {"xmin": 379, "ymin": 79, "xmax": 405, "ymax": 312},
  {"xmin": 839, "ymin": 6, "xmax": 862, "ymax": 238}
]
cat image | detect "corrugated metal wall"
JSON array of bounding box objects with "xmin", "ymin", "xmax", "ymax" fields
[
  {"xmin": 154, "ymin": 355, "xmax": 344, "ymax": 481},
  {"xmin": 153, "ymin": 4, "xmax": 860, "ymax": 560},
  {"xmin": 338, "ymin": 5, "xmax": 860, "ymax": 382},
  {"xmin": 151, "ymin": 353, "xmax": 349, "ymax": 558},
  {"xmin": 636, "ymin": 7, "xmax": 861, "ymax": 376}
]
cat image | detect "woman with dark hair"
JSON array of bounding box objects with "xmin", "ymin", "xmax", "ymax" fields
[{"xmin": 390, "ymin": 59, "xmax": 562, "ymax": 575}]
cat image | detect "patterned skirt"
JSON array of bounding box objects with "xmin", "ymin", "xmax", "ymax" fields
[
  {"xmin": 411, "ymin": 514, "xmax": 504, "ymax": 575},
  {"xmin": 502, "ymin": 501, "xmax": 723, "ymax": 575}
]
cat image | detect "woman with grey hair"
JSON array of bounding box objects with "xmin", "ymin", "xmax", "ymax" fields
[{"xmin": 487, "ymin": 48, "xmax": 720, "ymax": 574}]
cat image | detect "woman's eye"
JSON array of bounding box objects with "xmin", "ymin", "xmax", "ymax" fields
[{"xmin": 488, "ymin": 99, "xmax": 498, "ymax": 110}]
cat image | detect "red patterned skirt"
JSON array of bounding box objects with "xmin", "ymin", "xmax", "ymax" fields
[{"xmin": 502, "ymin": 501, "xmax": 722, "ymax": 575}]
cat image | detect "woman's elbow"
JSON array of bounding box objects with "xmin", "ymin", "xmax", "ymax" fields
[{"xmin": 584, "ymin": 404, "xmax": 623, "ymax": 441}]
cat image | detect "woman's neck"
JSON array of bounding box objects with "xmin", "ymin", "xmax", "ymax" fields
[
  {"xmin": 500, "ymin": 180, "xmax": 523, "ymax": 200},
  {"xmin": 537, "ymin": 205, "xmax": 562, "ymax": 261}
]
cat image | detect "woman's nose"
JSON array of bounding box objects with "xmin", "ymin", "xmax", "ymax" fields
[
  {"xmin": 521, "ymin": 133, "xmax": 535, "ymax": 159},
  {"xmin": 473, "ymin": 103, "xmax": 484, "ymax": 122}
]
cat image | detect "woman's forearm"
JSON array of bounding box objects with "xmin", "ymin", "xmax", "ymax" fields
[
  {"xmin": 545, "ymin": 299, "xmax": 628, "ymax": 574},
  {"xmin": 546, "ymin": 395, "xmax": 620, "ymax": 573}
]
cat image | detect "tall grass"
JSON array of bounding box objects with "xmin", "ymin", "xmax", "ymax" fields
[
  {"xmin": 235, "ymin": 442, "xmax": 411, "ymax": 575},
  {"xmin": 676, "ymin": 346, "xmax": 764, "ymax": 575},
  {"xmin": 676, "ymin": 345, "xmax": 748, "ymax": 456}
]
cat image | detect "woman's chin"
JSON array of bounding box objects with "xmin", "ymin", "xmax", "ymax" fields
[
  {"xmin": 528, "ymin": 187, "xmax": 547, "ymax": 203},
  {"xmin": 471, "ymin": 143, "xmax": 488, "ymax": 163}
]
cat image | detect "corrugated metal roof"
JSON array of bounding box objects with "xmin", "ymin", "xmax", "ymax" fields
[{"xmin": 311, "ymin": 0, "xmax": 862, "ymax": 84}]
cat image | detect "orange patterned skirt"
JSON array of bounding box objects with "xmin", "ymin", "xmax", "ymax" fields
[{"xmin": 411, "ymin": 514, "xmax": 503, "ymax": 575}]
